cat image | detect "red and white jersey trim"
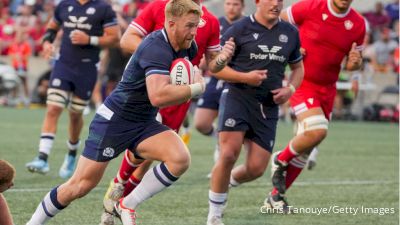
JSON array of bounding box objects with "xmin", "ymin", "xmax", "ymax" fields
[{"xmin": 130, "ymin": 21, "xmax": 148, "ymax": 37}]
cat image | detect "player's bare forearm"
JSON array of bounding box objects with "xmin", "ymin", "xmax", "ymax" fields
[
  {"xmin": 46, "ymin": 19, "xmax": 60, "ymax": 31},
  {"xmin": 146, "ymin": 75, "xmax": 192, "ymax": 108},
  {"xmin": 206, "ymin": 51, "xmax": 226, "ymax": 74},
  {"xmin": 98, "ymin": 26, "xmax": 120, "ymax": 48},
  {"xmin": 213, "ymin": 66, "xmax": 247, "ymax": 83},
  {"xmin": 288, "ymin": 60, "xmax": 304, "ymax": 89},
  {"xmin": 207, "ymin": 37, "xmax": 235, "ymax": 73},
  {"xmin": 120, "ymin": 26, "xmax": 143, "ymax": 54}
]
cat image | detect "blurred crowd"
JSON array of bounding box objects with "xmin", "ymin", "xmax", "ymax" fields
[{"xmin": 0, "ymin": 0, "xmax": 398, "ymax": 116}]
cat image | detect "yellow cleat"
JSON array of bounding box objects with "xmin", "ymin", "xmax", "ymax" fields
[
  {"xmin": 103, "ymin": 181, "xmax": 124, "ymax": 213},
  {"xmin": 180, "ymin": 132, "xmax": 191, "ymax": 146}
]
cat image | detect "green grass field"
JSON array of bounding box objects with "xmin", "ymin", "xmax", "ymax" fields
[{"xmin": 1, "ymin": 107, "xmax": 398, "ymax": 225}]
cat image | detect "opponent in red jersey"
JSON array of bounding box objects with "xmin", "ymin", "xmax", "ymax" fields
[
  {"xmin": 100, "ymin": 1, "xmax": 235, "ymax": 223},
  {"xmin": 262, "ymin": 0, "xmax": 366, "ymax": 212}
]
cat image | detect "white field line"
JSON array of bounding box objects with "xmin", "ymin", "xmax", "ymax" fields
[{"xmin": 7, "ymin": 180, "xmax": 397, "ymax": 193}]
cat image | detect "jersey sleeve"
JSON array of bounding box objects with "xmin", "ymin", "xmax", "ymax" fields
[
  {"xmin": 53, "ymin": 3, "xmax": 62, "ymax": 25},
  {"xmin": 139, "ymin": 43, "xmax": 172, "ymax": 77},
  {"xmin": 129, "ymin": 2, "xmax": 156, "ymax": 37},
  {"xmin": 287, "ymin": 0, "xmax": 314, "ymax": 25},
  {"xmin": 206, "ymin": 16, "xmax": 221, "ymax": 52},
  {"xmin": 103, "ymin": 4, "xmax": 118, "ymax": 28},
  {"xmin": 354, "ymin": 18, "xmax": 368, "ymax": 51},
  {"xmin": 288, "ymin": 31, "xmax": 303, "ymax": 64},
  {"xmin": 220, "ymin": 23, "xmax": 237, "ymax": 47}
]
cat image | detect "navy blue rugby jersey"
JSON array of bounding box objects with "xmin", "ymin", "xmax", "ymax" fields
[
  {"xmin": 54, "ymin": 0, "xmax": 117, "ymax": 63},
  {"xmin": 219, "ymin": 16, "xmax": 232, "ymax": 37},
  {"xmin": 221, "ymin": 14, "xmax": 302, "ymax": 105},
  {"xmin": 104, "ymin": 29, "xmax": 198, "ymax": 121}
]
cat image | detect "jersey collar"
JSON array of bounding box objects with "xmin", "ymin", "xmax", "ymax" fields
[
  {"xmin": 250, "ymin": 14, "xmax": 281, "ymax": 29},
  {"xmin": 327, "ymin": 0, "xmax": 351, "ymax": 18}
]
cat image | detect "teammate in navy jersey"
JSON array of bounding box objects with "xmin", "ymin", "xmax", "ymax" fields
[
  {"xmin": 25, "ymin": 0, "xmax": 119, "ymax": 179},
  {"xmin": 206, "ymin": 0, "xmax": 304, "ymax": 224},
  {"xmin": 193, "ymin": 0, "xmax": 244, "ymax": 179},
  {"xmin": 26, "ymin": 1, "xmax": 205, "ymax": 224}
]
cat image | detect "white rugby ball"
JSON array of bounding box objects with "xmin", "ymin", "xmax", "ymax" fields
[{"xmin": 170, "ymin": 58, "xmax": 194, "ymax": 85}]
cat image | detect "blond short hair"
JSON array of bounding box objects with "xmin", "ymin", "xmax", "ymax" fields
[
  {"xmin": 165, "ymin": 0, "xmax": 202, "ymax": 21},
  {"xmin": 0, "ymin": 160, "xmax": 15, "ymax": 186}
]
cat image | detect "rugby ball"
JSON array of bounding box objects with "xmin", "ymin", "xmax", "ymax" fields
[{"xmin": 170, "ymin": 58, "xmax": 194, "ymax": 85}]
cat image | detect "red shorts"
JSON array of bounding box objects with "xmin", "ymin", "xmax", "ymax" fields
[
  {"xmin": 159, "ymin": 101, "xmax": 191, "ymax": 132},
  {"xmin": 290, "ymin": 80, "xmax": 336, "ymax": 120}
]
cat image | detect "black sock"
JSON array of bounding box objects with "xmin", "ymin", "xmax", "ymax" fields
[
  {"xmin": 68, "ymin": 150, "xmax": 77, "ymax": 157},
  {"xmin": 38, "ymin": 152, "xmax": 48, "ymax": 161}
]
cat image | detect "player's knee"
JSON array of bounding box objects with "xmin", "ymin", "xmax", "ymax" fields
[
  {"xmin": 68, "ymin": 95, "xmax": 89, "ymax": 113},
  {"xmin": 46, "ymin": 104, "xmax": 63, "ymax": 118},
  {"xmin": 169, "ymin": 148, "xmax": 191, "ymax": 174},
  {"xmin": 194, "ymin": 121, "xmax": 212, "ymax": 135},
  {"xmin": 46, "ymin": 88, "xmax": 69, "ymax": 108},
  {"xmin": 219, "ymin": 149, "xmax": 239, "ymax": 166},
  {"xmin": 246, "ymin": 164, "xmax": 265, "ymax": 179}
]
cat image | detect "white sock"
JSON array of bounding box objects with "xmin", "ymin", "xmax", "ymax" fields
[
  {"xmin": 122, "ymin": 163, "xmax": 178, "ymax": 209},
  {"xmin": 229, "ymin": 175, "xmax": 240, "ymax": 188},
  {"xmin": 308, "ymin": 147, "xmax": 319, "ymax": 162},
  {"xmin": 38, "ymin": 133, "xmax": 55, "ymax": 155},
  {"xmin": 208, "ymin": 190, "xmax": 227, "ymax": 221},
  {"xmin": 66, "ymin": 140, "xmax": 81, "ymax": 151},
  {"xmin": 26, "ymin": 187, "xmax": 66, "ymax": 225}
]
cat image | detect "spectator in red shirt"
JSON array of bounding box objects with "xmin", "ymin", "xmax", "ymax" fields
[
  {"xmin": 28, "ymin": 18, "xmax": 45, "ymax": 56},
  {"xmin": 8, "ymin": 30, "xmax": 32, "ymax": 106},
  {"xmin": 0, "ymin": 7, "xmax": 15, "ymax": 55}
]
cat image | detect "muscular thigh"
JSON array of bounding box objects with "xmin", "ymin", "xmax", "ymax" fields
[{"xmin": 135, "ymin": 130, "xmax": 188, "ymax": 162}]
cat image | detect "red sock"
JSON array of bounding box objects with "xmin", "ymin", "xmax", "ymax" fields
[
  {"xmin": 285, "ymin": 164, "xmax": 303, "ymax": 189},
  {"xmin": 277, "ymin": 142, "xmax": 298, "ymax": 164},
  {"xmin": 114, "ymin": 150, "xmax": 139, "ymax": 184},
  {"xmin": 123, "ymin": 175, "xmax": 141, "ymax": 197}
]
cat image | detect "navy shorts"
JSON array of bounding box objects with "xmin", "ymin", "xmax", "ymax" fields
[
  {"xmin": 197, "ymin": 77, "xmax": 225, "ymax": 110},
  {"xmin": 49, "ymin": 60, "xmax": 97, "ymax": 100},
  {"xmin": 82, "ymin": 105, "xmax": 170, "ymax": 162},
  {"xmin": 218, "ymin": 88, "xmax": 278, "ymax": 152}
]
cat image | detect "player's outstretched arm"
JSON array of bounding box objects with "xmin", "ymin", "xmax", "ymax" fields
[
  {"xmin": 146, "ymin": 70, "xmax": 205, "ymax": 108},
  {"xmin": 120, "ymin": 26, "xmax": 144, "ymax": 54}
]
